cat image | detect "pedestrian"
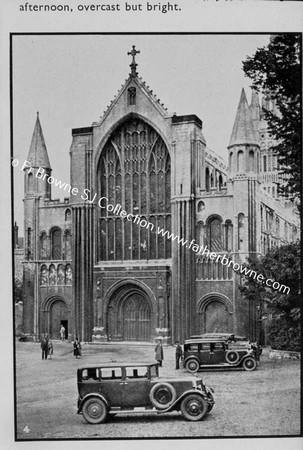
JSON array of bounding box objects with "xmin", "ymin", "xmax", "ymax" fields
[
  {"xmin": 60, "ymin": 324, "xmax": 65, "ymax": 341},
  {"xmin": 175, "ymin": 341, "xmax": 183, "ymax": 369},
  {"xmin": 48, "ymin": 340, "xmax": 53, "ymax": 359},
  {"xmin": 41, "ymin": 335, "xmax": 49, "ymax": 360},
  {"xmin": 73, "ymin": 338, "xmax": 82, "ymax": 359},
  {"xmin": 155, "ymin": 338, "xmax": 164, "ymax": 367}
]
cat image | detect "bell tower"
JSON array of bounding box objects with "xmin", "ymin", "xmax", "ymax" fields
[{"xmin": 23, "ymin": 113, "xmax": 52, "ymax": 338}]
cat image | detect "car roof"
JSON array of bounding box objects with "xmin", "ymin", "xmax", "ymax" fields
[
  {"xmin": 185, "ymin": 338, "xmax": 227, "ymax": 344},
  {"xmin": 78, "ymin": 362, "xmax": 158, "ymax": 370},
  {"xmin": 189, "ymin": 333, "xmax": 248, "ymax": 340}
]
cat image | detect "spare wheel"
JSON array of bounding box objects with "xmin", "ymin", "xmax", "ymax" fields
[
  {"xmin": 225, "ymin": 350, "xmax": 240, "ymax": 364},
  {"xmin": 149, "ymin": 382, "xmax": 177, "ymax": 410}
]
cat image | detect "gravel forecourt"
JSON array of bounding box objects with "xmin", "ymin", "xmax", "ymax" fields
[{"xmin": 15, "ymin": 340, "xmax": 300, "ymax": 441}]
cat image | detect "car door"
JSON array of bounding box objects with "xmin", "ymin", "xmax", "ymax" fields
[
  {"xmin": 209, "ymin": 342, "xmax": 226, "ymax": 364},
  {"xmin": 200, "ymin": 343, "xmax": 212, "ymax": 364},
  {"xmin": 98, "ymin": 367, "xmax": 124, "ymax": 407},
  {"xmin": 122, "ymin": 366, "xmax": 151, "ymax": 408}
]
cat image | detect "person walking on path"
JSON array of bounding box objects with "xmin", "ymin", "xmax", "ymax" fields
[
  {"xmin": 175, "ymin": 341, "xmax": 183, "ymax": 369},
  {"xmin": 155, "ymin": 338, "xmax": 164, "ymax": 367},
  {"xmin": 73, "ymin": 338, "xmax": 82, "ymax": 359},
  {"xmin": 60, "ymin": 325, "xmax": 66, "ymax": 341},
  {"xmin": 41, "ymin": 335, "xmax": 49, "ymax": 360}
]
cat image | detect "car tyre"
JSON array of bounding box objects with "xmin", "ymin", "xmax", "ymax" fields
[
  {"xmin": 225, "ymin": 350, "xmax": 240, "ymax": 364},
  {"xmin": 82, "ymin": 397, "xmax": 108, "ymax": 424},
  {"xmin": 185, "ymin": 359, "xmax": 199, "ymax": 373},
  {"xmin": 180, "ymin": 394, "xmax": 208, "ymax": 421},
  {"xmin": 149, "ymin": 382, "xmax": 177, "ymax": 409},
  {"xmin": 242, "ymin": 356, "xmax": 257, "ymax": 371}
]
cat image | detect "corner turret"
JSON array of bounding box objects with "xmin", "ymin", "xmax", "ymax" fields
[
  {"xmin": 24, "ymin": 113, "xmax": 52, "ymax": 199},
  {"xmin": 228, "ymin": 89, "xmax": 260, "ymax": 177}
]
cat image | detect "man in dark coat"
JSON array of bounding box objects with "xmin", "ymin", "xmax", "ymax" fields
[
  {"xmin": 175, "ymin": 341, "xmax": 183, "ymax": 369},
  {"xmin": 155, "ymin": 339, "xmax": 164, "ymax": 367},
  {"xmin": 41, "ymin": 335, "xmax": 49, "ymax": 360}
]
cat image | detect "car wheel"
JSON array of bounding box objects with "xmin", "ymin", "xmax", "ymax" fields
[
  {"xmin": 180, "ymin": 394, "xmax": 208, "ymax": 421},
  {"xmin": 82, "ymin": 397, "xmax": 108, "ymax": 424},
  {"xmin": 185, "ymin": 359, "xmax": 199, "ymax": 373},
  {"xmin": 242, "ymin": 356, "xmax": 257, "ymax": 371},
  {"xmin": 206, "ymin": 391, "xmax": 214, "ymax": 412},
  {"xmin": 225, "ymin": 350, "xmax": 240, "ymax": 364},
  {"xmin": 149, "ymin": 382, "xmax": 177, "ymax": 410}
]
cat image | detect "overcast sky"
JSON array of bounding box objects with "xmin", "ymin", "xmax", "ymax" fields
[{"xmin": 13, "ymin": 34, "xmax": 270, "ymax": 233}]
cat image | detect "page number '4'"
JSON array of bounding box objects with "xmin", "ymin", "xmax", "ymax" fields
[{"xmin": 23, "ymin": 425, "xmax": 30, "ymax": 434}]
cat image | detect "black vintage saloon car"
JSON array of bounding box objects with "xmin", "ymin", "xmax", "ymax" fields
[
  {"xmin": 77, "ymin": 362, "xmax": 214, "ymax": 423},
  {"xmin": 183, "ymin": 333, "xmax": 260, "ymax": 373}
]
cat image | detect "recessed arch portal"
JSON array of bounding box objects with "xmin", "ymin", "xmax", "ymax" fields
[
  {"xmin": 106, "ymin": 282, "xmax": 154, "ymax": 341},
  {"xmin": 197, "ymin": 293, "xmax": 233, "ymax": 334},
  {"xmin": 41, "ymin": 295, "xmax": 70, "ymax": 340}
]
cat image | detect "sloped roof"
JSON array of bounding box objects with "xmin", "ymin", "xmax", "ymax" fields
[
  {"xmin": 96, "ymin": 73, "xmax": 170, "ymax": 125},
  {"xmin": 26, "ymin": 113, "xmax": 51, "ymax": 169},
  {"xmin": 228, "ymin": 89, "xmax": 259, "ymax": 148}
]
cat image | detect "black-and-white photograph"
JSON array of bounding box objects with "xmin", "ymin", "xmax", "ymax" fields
[{"xmin": 12, "ymin": 33, "xmax": 301, "ymax": 441}]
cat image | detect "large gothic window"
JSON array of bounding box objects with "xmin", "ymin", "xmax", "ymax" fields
[{"xmin": 97, "ymin": 117, "xmax": 171, "ymax": 261}]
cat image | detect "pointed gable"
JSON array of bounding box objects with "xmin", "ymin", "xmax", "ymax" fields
[
  {"xmin": 228, "ymin": 89, "xmax": 259, "ymax": 148},
  {"xmin": 96, "ymin": 74, "xmax": 170, "ymax": 126},
  {"xmin": 27, "ymin": 113, "xmax": 51, "ymax": 169}
]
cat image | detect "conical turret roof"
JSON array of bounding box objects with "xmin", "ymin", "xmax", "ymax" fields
[
  {"xmin": 228, "ymin": 89, "xmax": 259, "ymax": 148},
  {"xmin": 26, "ymin": 113, "xmax": 51, "ymax": 169}
]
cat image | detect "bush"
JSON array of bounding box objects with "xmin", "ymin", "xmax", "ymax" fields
[{"xmin": 268, "ymin": 317, "xmax": 301, "ymax": 352}]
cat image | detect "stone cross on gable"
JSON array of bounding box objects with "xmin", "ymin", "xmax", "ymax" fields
[{"xmin": 128, "ymin": 45, "xmax": 140, "ymax": 76}]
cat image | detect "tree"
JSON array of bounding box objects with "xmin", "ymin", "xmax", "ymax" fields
[
  {"xmin": 243, "ymin": 34, "xmax": 301, "ymax": 207},
  {"xmin": 239, "ymin": 242, "xmax": 301, "ymax": 351}
]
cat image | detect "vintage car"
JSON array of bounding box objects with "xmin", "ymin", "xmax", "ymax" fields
[
  {"xmin": 77, "ymin": 362, "xmax": 214, "ymax": 423},
  {"xmin": 183, "ymin": 333, "xmax": 260, "ymax": 373}
]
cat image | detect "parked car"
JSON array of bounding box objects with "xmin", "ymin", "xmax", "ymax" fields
[
  {"xmin": 77, "ymin": 362, "xmax": 214, "ymax": 423},
  {"xmin": 183, "ymin": 333, "xmax": 260, "ymax": 373}
]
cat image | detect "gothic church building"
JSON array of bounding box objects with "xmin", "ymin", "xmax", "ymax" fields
[{"xmin": 22, "ymin": 47, "xmax": 299, "ymax": 343}]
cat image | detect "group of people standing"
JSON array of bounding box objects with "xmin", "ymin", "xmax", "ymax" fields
[
  {"xmin": 155, "ymin": 339, "xmax": 183, "ymax": 369},
  {"xmin": 40, "ymin": 335, "xmax": 53, "ymax": 360},
  {"xmin": 41, "ymin": 333, "xmax": 183, "ymax": 366},
  {"xmin": 40, "ymin": 327, "xmax": 81, "ymax": 360}
]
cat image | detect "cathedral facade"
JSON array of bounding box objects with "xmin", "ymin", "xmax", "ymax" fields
[{"xmin": 21, "ymin": 48, "xmax": 299, "ymax": 343}]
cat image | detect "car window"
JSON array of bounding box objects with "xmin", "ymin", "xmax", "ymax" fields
[
  {"xmin": 210, "ymin": 342, "xmax": 225, "ymax": 351},
  {"xmin": 125, "ymin": 367, "xmax": 148, "ymax": 378},
  {"xmin": 188, "ymin": 343, "xmax": 199, "ymax": 351},
  {"xmin": 82, "ymin": 368, "xmax": 99, "ymax": 381},
  {"xmin": 100, "ymin": 368, "xmax": 122, "ymax": 380},
  {"xmin": 201, "ymin": 343, "xmax": 211, "ymax": 351}
]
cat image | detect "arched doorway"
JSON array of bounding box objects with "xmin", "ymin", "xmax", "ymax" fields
[
  {"xmin": 122, "ymin": 293, "xmax": 151, "ymax": 341},
  {"xmin": 107, "ymin": 284, "xmax": 152, "ymax": 341},
  {"xmin": 204, "ymin": 301, "xmax": 229, "ymax": 333},
  {"xmin": 48, "ymin": 298, "xmax": 68, "ymax": 339},
  {"xmin": 197, "ymin": 294, "xmax": 233, "ymax": 334}
]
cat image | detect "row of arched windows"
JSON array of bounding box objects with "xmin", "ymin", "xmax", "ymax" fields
[
  {"xmin": 40, "ymin": 263, "xmax": 72, "ymax": 286},
  {"xmin": 196, "ymin": 214, "xmax": 245, "ymax": 253},
  {"xmin": 229, "ymin": 149, "xmax": 256, "ymax": 173},
  {"xmin": 260, "ymin": 153, "xmax": 278, "ymax": 173},
  {"xmin": 196, "ymin": 258, "xmax": 233, "ymax": 280},
  {"xmin": 205, "ymin": 167, "xmax": 224, "ymax": 192},
  {"xmin": 40, "ymin": 228, "xmax": 72, "ymax": 260},
  {"xmin": 260, "ymin": 205, "xmax": 297, "ymax": 243}
]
